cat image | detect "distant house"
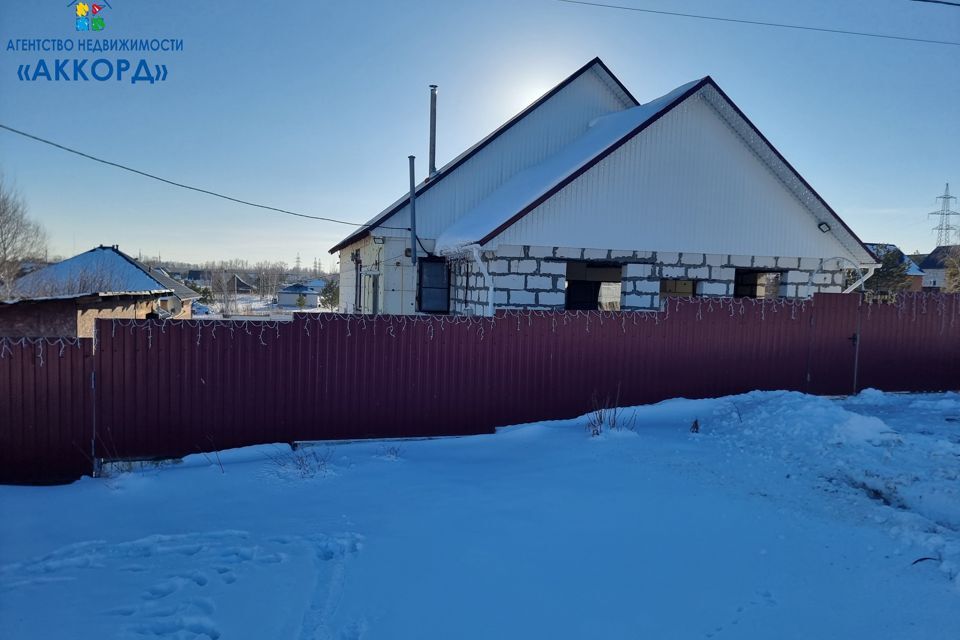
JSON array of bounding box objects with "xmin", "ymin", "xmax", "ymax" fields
[
  {"xmin": 277, "ymin": 283, "xmax": 320, "ymax": 308},
  {"xmin": 185, "ymin": 269, "xmax": 209, "ymax": 285},
  {"xmin": 918, "ymin": 246, "xmax": 958, "ymax": 291},
  {"xmin": 330, "ymin": 58, "xmax": 877, "ymax": 315},
  {"xmin": 864, "ymin": 243, "xmax": 924, "ymax": 292},
  {"xmin": 225, "ymin": 274, "xmax": 256, "ymax": 295},
  {"xmin": 304, "ymin": 278, "xmax": 328, "ymax": 290},
  {"xmin": 149, "ymin": 267, "xmax": 201, "ymax": 318},
  {"xmin": 0, "ymin": 245, "xmax": 195, "ymax": 338}
]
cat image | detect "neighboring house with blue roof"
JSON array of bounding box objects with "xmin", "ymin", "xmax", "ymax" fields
[
  {"xmin": 864, "ymin": 243, "xmax": 924, "ymax": 292},
  {"xmin": 277, "ymin": 283, "xmax": 320, "ymax": 308},
  {"xmin": 330, "ymin": 58, "xmax": 877, "ymax": 316}
]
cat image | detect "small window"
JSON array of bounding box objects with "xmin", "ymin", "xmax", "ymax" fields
[
  {"xmin": 417, "ymin": 258, "xmax": 450, "ymax": 313},
  {"xmin": 734, "ymin": 269, "xmax": 781, "ymax": 299},
  {"xmin": 564, "ymin": 262, "xmax": 622, "ymax": 310},
  {"xmin": 660, "ymin": 279, "xmax": 697, "ymax": 298}
]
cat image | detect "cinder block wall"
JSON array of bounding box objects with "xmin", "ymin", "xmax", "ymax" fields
[{"xmin": 453, "ymin": 245, "xmax": 845, "ymax": 313}]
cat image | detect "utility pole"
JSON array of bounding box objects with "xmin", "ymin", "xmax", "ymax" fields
[{"xmin": 929, "ymin": 183, "xmax": 960, "ymax": 247}]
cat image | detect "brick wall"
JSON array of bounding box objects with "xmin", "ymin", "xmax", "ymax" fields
[
  {"xmin": 0, "ymin": 299, "xmax": 78, "ymax": 337},
  {"xmin": 0, "ymin": 296, "xmax": 158, "ymax": 338}
]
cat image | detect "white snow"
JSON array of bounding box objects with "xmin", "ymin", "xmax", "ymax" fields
[
  {"xmin": 435, "ymin": 79, "xmax": 703, "ymax": 254},
  {"xmin": 1, "ymin": 389, "xmax": 958, "ymax": 638},
  {"xmin": 13, "ymin": 247, "xmax": 169, "ymax": 299}
]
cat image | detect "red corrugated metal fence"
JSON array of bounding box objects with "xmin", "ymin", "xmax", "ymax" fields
[{"xmin": 2, "ymin": 293, "xmax": 958, "ymax": 484}]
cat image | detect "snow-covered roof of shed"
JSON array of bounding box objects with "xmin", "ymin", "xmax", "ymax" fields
[
  {"xmin": 435, "ymin": 79, "xmax": 701, "ymax": 253},
  {"xmin": 12, "ymin": 246, "xmax": 173, "ymax": 300}
]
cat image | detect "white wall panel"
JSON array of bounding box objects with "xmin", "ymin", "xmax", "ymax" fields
[{"xmin": 492, "ymin": 93, "xmax": 858, "ymax": 263}]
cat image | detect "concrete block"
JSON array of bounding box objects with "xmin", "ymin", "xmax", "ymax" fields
[
  {"xmin": 777, "ymin": 257, "xmax": 800, "ymax": 269},
  {"xmin": 511, "ymin": 259, "xmax": 538, "ymax": 274},
  {"xmin": 494, "ymin": 274, "xmax": 524, "ymax": 289},
  {"xmin": 509, "ymin": 290, "xmax": 535, "ymax": 305},
  {"xmin": 583, "ymin": 248, "xmax": 609, "ymax": 260},
  {"xmin": 711, "ymin": 267, "xmax": 735, "ymax": 281},
  {"xmin": 799, "ymin": 257, "xmax": 822, "ymax": 270},
  {"xmin": 662, "ymin": 266, "xmax": 687, "ymax": 278},
  {"xmin": 539, "ymin": 261, "xmax": 567, "ymax": 276},
  {"xmin": 833, "ymin": 272, "xmax": 846, "ymax": 285},
  {"xmin": 526, "ymin": 275, "xmax": 553, "ymax": 290},
  {"xmin": 538, "ymin": 291, "xmax": 565, "ymax": 306},
  {"xmin": 493, "ymin": 290, "xmax": 508, "ymax": 305},
  {"xmin": 498, "ymin": 245, "xmax": 525, "ymax": 258},
  {"xmin": 785, "ymin": 270, "xmax": 809, "ymax": 284},
  {"xmin": 812, "ymin": 272, "xmax": 832, "ymax": 285},
  {"xmin": 687, "ymin": 266, "xmax": 710, "ymax": 279},
  {"xmin": 527, "ymin": 245, "xmax": 554, "ymax": 258},
  {"xmin": 753, "ymin": 256, "xmax": 776, "ymax": 269},
  {"xmin": 555, "ymin": 247, "xmax": 583, "ymax": 259},
  {"xmin": 818, "ymin": 285, "xmax": 842, "ymax": 294},
  {"xmin": 698, "ymin": 281, "xmax": 728, "ymax": 296},
  {"xmin": 658, "ymin": 252, "xmax": 680, "ymax": 265},
  {"xmin": 729, "ymin": 254, "xmax": 752, "ymax": 267},
  {"xmin": 610, "ymin": 250, "xmax": 635, "ymax": 259},
  {"xmin": 794, "ymin": 284, "xmax": 814, "ymax": 298},
  {"xmin": 704, "ymin": 254, "xmax": 725, "ymax": 266},
  {"xmin": 634, "ymin": 279, "xmax": 660, "ymax": 293},
  {"xmin": 680, "ymin": 252, "xmax": 704, "ymax": 266},
  {"xmin": 488, "ymin": 259, "xmax": 509, "ymax": 274},
  {"xmin": 822, "ymin": 258, "xmax": 843, "ymax": 271},
  {"xmin": 636, "ymin": 251, "xmax": 654, "ymax": 260},
  {"xmin": 623, "ymin": 263, "xmax": 653, "ymax": 278}
]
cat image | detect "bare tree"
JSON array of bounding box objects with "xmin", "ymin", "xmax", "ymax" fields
[
  {"xmin": 0, "ymin": 176, "xmax": 47, "ymax": 298},
  {"xmin": 253, "ymin": 260, "xmax": 287, "ymax": 301},
  {"xmin": 945, "ymin": 247, "xmax": 960, "ymax": 293},
  {"xmin": 209, "ymin": 266, "xmax": 238, "ymax": 315}
]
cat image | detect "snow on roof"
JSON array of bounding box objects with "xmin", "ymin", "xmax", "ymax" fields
[
  {"xmin": 279, "ymin": 283, "xmax": 319, "ymax": 293},
  {"xmin": 12, "ymin": 246, "xmax": 172, "ymax": 300},
  {"xmin": 865, "ymin": 243, "xmax": 924, "ymax": 276},
  {"xmin": 434, "ymin": 79, "xmax": 702, "ymax": 254},
  {"xmin": 328, "ymin": 58, "xmax": 639, "ymax": 254}
]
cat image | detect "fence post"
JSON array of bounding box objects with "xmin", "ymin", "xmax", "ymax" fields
[{"xmin": 851, "ymin": 296, "xmax": 863, "ymax": 395}]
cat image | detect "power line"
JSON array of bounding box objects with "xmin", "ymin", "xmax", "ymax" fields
[
  {"xmin": 0, "ymin": 123, "xmax": 409, "ymax": 230},
  {"xmin": 556, "ymin": 0, "xmax": 960, "ymax": 47},
  {"xmin": 911, "ymin": 0, "xmax": 960, "ymax": 7}
]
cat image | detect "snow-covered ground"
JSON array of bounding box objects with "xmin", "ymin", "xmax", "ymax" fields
[
  {"xmin": 1, "ymin": 390, "xmax": 958, "ymax": 639},
  {"xmin": 199, "ymin": 294, "xmax": 330, "ymax": 320}
]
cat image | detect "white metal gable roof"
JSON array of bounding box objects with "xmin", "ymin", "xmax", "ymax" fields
[
  {"xmin": 433, "ymin": 77, "xmax": 875, "ymax": 266},
  {"xmin": 328, "ymin": 57, "xmax": 638, "ymax": 254}
]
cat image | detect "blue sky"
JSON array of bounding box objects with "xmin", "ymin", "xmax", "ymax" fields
[{"xmin": 1, "ymin": 0, "xmax": 958, "ymax": 267}]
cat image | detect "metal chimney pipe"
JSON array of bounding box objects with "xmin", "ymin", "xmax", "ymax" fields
[
  {"xmin": 429, "ymin": 85, "xmax": 438, "ymax": 177},
  {"xmin": 408, "ymin": 155, "xmax": 418, "ymax": 266}
]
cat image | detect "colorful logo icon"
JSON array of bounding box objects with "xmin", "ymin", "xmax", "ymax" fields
[{"xmin": 70, "ymin": 1, "xmax": 111, "ymax": 32}]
